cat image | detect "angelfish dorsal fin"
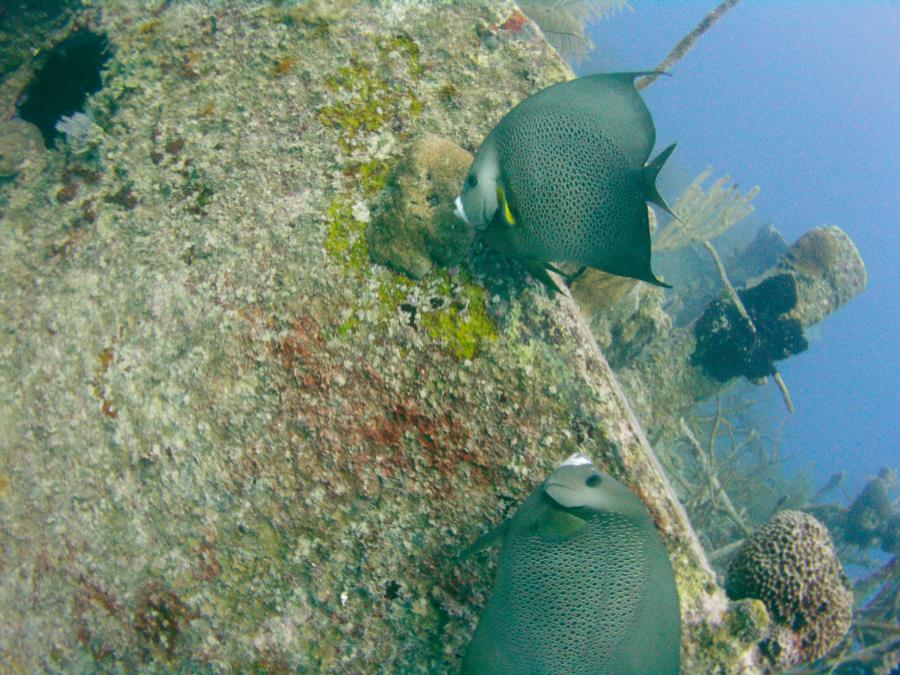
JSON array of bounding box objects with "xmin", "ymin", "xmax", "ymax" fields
[
  {"xmin": 577, "ymin": 72, "xmax": 659, "ymax": 164},
  {"xmin": 642, "ymin": 143, "xmax": 677, "ymax": 217}
]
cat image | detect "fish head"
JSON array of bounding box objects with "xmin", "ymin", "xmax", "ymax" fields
[
  {"xmin": 542, "ymin": 454, "xmax": 644, "ymax": 520},
  {"xmin": 455, "ymin": 139, "xmax": 499, "ymax": 230}
]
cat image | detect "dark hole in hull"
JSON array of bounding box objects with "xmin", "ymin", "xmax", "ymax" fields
[{"xmin": 16, "ymin": 28, "xmax": 111, "ymax": 148}]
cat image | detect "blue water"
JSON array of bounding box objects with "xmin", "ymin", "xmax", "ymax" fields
[{"xmin": 581, "ymin": 0, "xmax": 899, "ymax": 498}]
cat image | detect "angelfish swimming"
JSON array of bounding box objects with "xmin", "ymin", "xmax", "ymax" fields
[
  {"xmin": 461, "ymin": 453, "xmax": 680, "ymax": 674},
  {"xmin": 454, "ymin": 72, "xmax": 675, "ymax": 291}
]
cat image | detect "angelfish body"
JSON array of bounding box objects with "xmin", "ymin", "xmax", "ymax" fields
[
  {"xmin": 455, "ymin": 73, "xmax": 674, "ymax": 289},
  {"xmin": 462, "ymin": 454, "xmax": 680, "ymax": 674}
]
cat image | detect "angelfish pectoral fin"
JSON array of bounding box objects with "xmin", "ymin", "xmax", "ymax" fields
[
  {"xmin": 546, "ymin": 264, "xmax": 587, "ymax": 284},
  {"xmin": 523, "ymin": 260, "xmax": 566, "ymax": 294},
  {"xmin": 528, "ymin": 262, "xmax": 585, "ymax": 294},
  {"xmin": 496, "ymin": 185, "xmax": 516, "ymax": 226},
  {"xmin": 460, "ymin": 519, "xmax": 510, "ymax": 561},
  {"xmin": 642, "ymin": 143, "xmax": 677, "ymax": 218},
  {"xmin": 442, "ymin": 518, "xmax": 510, "ymax": 577}
]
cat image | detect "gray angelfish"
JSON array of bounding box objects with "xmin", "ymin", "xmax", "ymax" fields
[
  {"xmin": 461, "ymin": 453, "xmax": 680, "ymax": 674},
  {"xmin": 455, "ymin": 72, "xmax": 674, "ymax": 291}
]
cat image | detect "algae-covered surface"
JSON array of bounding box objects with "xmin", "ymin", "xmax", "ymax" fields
[{"xmin": 0, "ymin": 1, "xmax": 760, "ymax": 671}]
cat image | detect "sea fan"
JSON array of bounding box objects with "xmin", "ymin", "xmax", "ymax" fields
[
  {"xmin": 519, "ymin": 0, "xmax": 629, "ymax": 62},
  {"xmin": 654, "ymin": 167, "xmax": 759, "ymax": 252}
]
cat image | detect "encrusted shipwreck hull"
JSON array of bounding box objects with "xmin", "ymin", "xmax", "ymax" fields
[{"xmin": 0, "ymin": 2, "xmax": 862, "ymax": 672}]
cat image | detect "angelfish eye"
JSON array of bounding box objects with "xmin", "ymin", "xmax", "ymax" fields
[
  {"xmin": 585, "ymin": 473, "xmax": 601, "ymax": 487},
  {"xmin": 466, "ymin": 174, "xmax": 478, "ymax": 187}
]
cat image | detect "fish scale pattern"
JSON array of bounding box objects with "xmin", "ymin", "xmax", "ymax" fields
[
  {"xmin": 497, "ymin": 109, "xmax": 633, "ymax": 268},
  {"xmin": 491, "ymin": 511, "xmax": 647, "ymax": 671},
  {"xmin": 460, "ymin": 72, "xmax": 671, "ymax": 287}
]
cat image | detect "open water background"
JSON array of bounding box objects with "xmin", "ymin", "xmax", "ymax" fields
[{"xmin": 583, "ymin": 0, "xmax": 899, "ymax": 499}]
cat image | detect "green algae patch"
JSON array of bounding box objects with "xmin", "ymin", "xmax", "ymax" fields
[
  {"xmin": 420, "ymin": 271, "xmax": 497, "ymax": 360},
  {"xmin": 337, "ymin": 315, "xmax": 360, "ymax": 336},
  {"xmin": 318, "ymin": 67, "xmax": 487, "ymax": 357},
  {"xmin": 323, "ymin": 194, "xmax": 415, "ymax": 310},
  {"xmin": 318, "ymin": 63, "xmax": 391, "ymax": 152},
  {"xmin": 344, "ymin": 158, "xmax": 393, "ymax": 197},
  {"xmin": 378, "ymin": 34, "xmax": 422, "ymax": 78},
  {"xmin": 323, "ymin": 193, "xmax": 495, "ymax": 361},
  {"xmin": 317, "ymin": 51, "xmax": 422, "ymax": 153},
  {"xmin": 377, "ymin": 274, "xmax": 414, "ymax": 308},
  {"xmin": 324, "ymin": 197, "xmax": 368, "ymax": 278}
]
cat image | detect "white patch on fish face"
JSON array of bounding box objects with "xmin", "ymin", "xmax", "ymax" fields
[
  {"xmin": 458, "ymin": 173, "xmax": 497, "ymax": 229},
  {"xmin": 560, "ymin": 453, "xmax": 592, "ymax": 467},
  {"xmin": 454, "ymin": 195, "xmax": 468, "ymax": 223},
  {"xmin": 458, "ymin": 140, "xmax": 500, "ymax": 230}
]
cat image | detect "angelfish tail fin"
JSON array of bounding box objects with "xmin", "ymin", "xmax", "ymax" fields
[{"xmin": 643, "ymin": 143, "xmax": 677, "ymax": 218}]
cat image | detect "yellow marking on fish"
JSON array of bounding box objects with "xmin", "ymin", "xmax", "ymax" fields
[{"xmin": 497, "ymin": 185, "xmax": 516, "ymax": 225}]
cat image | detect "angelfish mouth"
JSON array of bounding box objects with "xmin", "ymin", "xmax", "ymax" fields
[
  {"xmin": 453, "ymin": 195, "xmax": 469, "ymax": 224},
  {"xmin": 544, "ymin": 480, "xmax": 579, "ymax": 507},
  {"xmin": 545, "ymin": 480, "xmax": 575, "ymax": 493}
]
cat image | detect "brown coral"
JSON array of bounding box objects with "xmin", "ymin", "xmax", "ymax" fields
[
  {"xmin": 367, "ymin": 134, "xmax": 474, "ymax": 279},
  {"xmin": 725, "ymin": 510, "xmax": 852, "ymax": 668}
]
